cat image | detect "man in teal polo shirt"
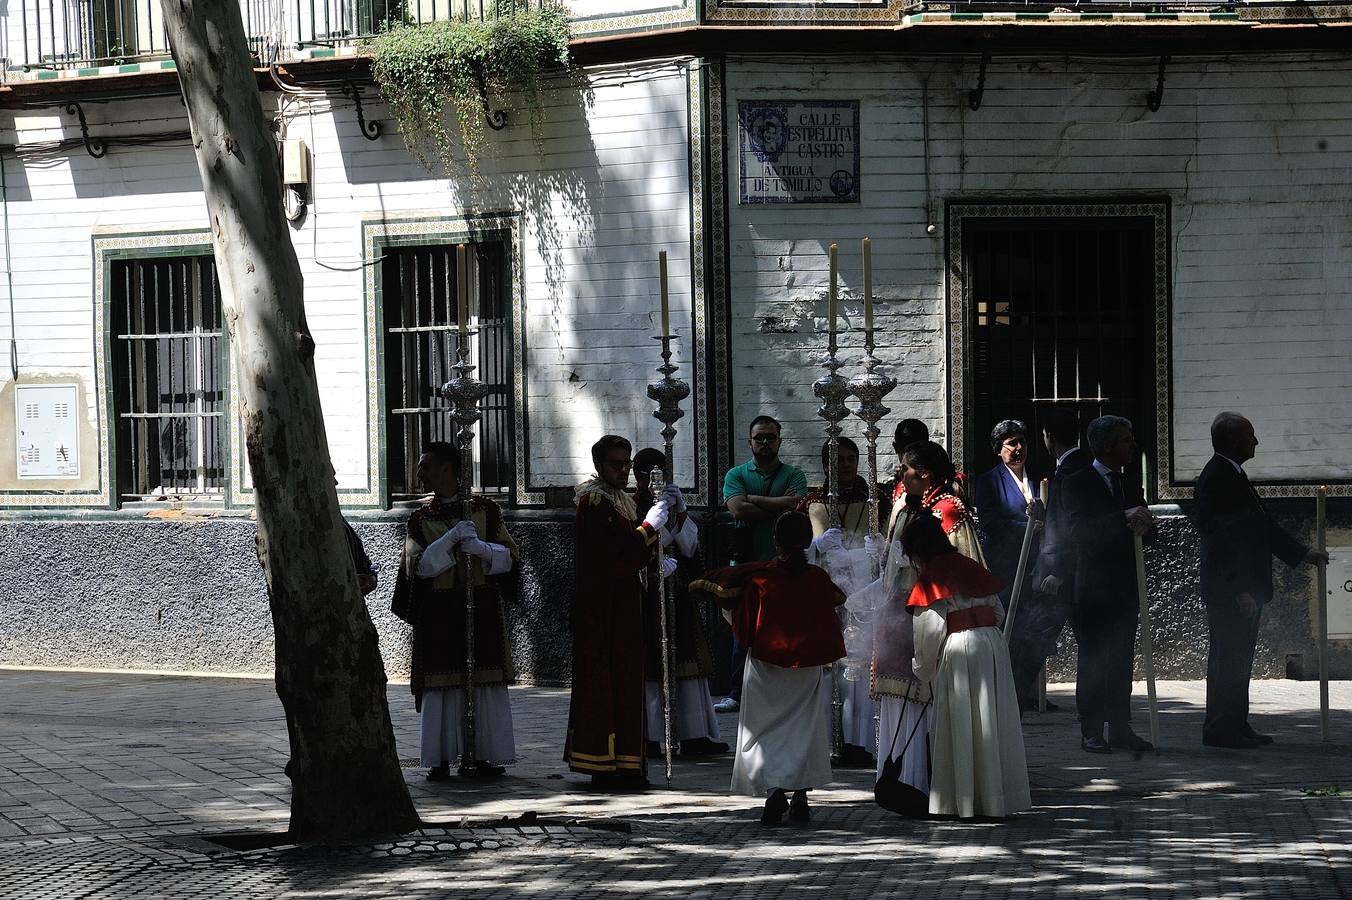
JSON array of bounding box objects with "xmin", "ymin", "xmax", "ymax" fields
[{"xmin": 715, "ymin": 414, "xmax": 808, "ymax": 712}]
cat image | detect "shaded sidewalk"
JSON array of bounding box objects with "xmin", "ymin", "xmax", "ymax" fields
[{"xmin": 0, "ymin": 670, "xmax": 1349, "ymax": 898}]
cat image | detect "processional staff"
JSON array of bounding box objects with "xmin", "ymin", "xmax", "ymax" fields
[
  {"xmin": 440, "ymin": 243, "xmax": 491, "ymax": 772},
  {"xmin": 846, "ymin": 238, "xmax": 896, "ymax": 696},
  {"xmin": 647, "ymin": 250, "xmax": 689, "ymax": 788},
  {"xmin": 814, "ymin": 243, "xmax": 851, "ymax": 758},
  {"xmin": 847, "ymin": 237, "xmax": 897, "ymax": 544}
]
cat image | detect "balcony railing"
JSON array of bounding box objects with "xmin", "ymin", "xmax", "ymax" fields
[
  {"xmin": 0, "ymin": 0, "xmax": 552, "ymax": 77},
  {"xmin": 1, "ymin": 0, "xmax": 1345, "ymax": 79}
]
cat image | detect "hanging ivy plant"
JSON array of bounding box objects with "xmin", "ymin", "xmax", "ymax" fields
[{"xmin": 368, "ymin": 4, "xmax": 571, "ymax": 174}]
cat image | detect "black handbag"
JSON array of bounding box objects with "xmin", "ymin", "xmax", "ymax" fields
[{"xmin": 874, "ymin": 696, "xmax": 932, "ymax": 818}]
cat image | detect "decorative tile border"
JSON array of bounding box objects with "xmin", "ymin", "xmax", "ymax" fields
[
  {"xmin": 360, "ymin": 213, "xmax": 536, "ymax": 506},
  {"xmin": 686, "ymin": 62, "xmax": 711, "ymax": 508},
  {"xmin": 571, "ymin": 2, "xmax": 698, "ymax": 36},
  {"xmin": 945, "ymin": 202, "xmax": 1172, "ymax": 499},
  {"xmin": 704, "ymin": 59, "xmax": 734, "ymax": 486},
  {"xmin": 706, "ymin": 0, "xmax": 909, "ymax": 22},
  {"xmin": 902, "ymin": 10, "xmax": 1241, "ymax": 23}
]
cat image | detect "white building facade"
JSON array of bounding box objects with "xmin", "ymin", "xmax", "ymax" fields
[{"xmin": 1, "ymin": 0, "xmax": 1349, "ymax": 682}]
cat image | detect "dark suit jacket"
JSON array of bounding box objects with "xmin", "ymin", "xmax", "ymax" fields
[
  {"xmin": 1032, "ymin": 447, "xmax": 1092, "ymax": 588},
  {"xmin": 1061, "ymin": 461, "xmax": 1151, "ymax": 612},
  {"xmin": 1192, "ymin": 455, "xmax": 1306, "ymax": 606},
  {"xmin": 972, "ymin": 464, "xmax": 1034, "ymax": 580}
]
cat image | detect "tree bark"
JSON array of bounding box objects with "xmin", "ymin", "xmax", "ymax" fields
[{"xmin": 161, "ymin": 0, "xmax": 420, "ymax": 839}]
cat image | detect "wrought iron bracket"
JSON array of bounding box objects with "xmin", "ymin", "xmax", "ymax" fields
[
  {"xmin": 341, "ymin": 81, "xmax": 383, "ymax": 141},
  {"xmin": 968, "ymin": 52, "xmax": 991, "ymax": 112},
  {"xmin": 64, "ymin": 102, "xmax": 106, "ymax": 159},
  {"xmin": 472, "ymin": 68, "xmax": 508, "ymax": 131},
  {"xmin": 1146, "ymin": 55, "xmax": 1169, "ymax": 112}
]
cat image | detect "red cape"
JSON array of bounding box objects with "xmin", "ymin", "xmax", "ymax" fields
[{"xmin": 907, "ymin": 551, "xmax": 1004, "ymax": 609}]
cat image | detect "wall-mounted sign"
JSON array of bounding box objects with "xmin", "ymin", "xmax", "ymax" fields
[
  {"xmin": 15, "ymin": 383, "xmax": 80, "ymax": 479},
  {"xmin": 738, "ymin": 99, "xmax": 860, "ymax": 205},
  {"xmin": 1324, "ymin": 547, "xmax": 1352, "ymax": 639}
]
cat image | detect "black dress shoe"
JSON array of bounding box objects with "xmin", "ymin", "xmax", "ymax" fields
[
  {"xmin": 426, "ymin": 764, "xmax": 451, "ymax": 781},
  {"xmin": 1021, "ymin": 698, "xmax": 1061, "ymax": 712},
  {"xmin": 1203, "ymin": 732, "xmax": 1263, "ymax": 749},
  {"xmin": 761, "ymin": 789, "xmax": 789, "ymax": 825},
  {"xmin": 1242, "ymin": 726, "xmax": 1275, "ymax": 745},
  {"xmin": 1108, "ymin": 728, "xmax": 1155, "ymax": 752},
  {"xmin": 789, "ymin": 791, "xmax": 811, "ymax": 823},
  {"xmin": 458, "ymin": 760, "xmax": 507, "ymax": 778},
  {"xmin": 1081, "ymin": 734, "xmax": 1112, "ymax": 754},
  {"xmin": 679, "ymin": 737, "xmax": 731, "ymax": 756}
]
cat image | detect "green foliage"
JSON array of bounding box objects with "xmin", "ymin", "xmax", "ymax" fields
[
  {"xmin": 368, "ymin": 4, "xmax": 571, "ymax": 174},
  {"xmin": 1301, "ymin": 785, "xmax": 1349, "ymax": 797}
]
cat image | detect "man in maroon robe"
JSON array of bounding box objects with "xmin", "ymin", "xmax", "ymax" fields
[{"xmin": 564, "ymin": 434, "xmax": 678, "ymax": 789}]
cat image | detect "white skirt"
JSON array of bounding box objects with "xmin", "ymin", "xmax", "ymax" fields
[
  {"xmin": 876, "ymin": 694, "xmax": 933, "ymax": 794},
  {"xmin": 731, "ymin": 658, "xmax": 833, "ymax": 796},
  {"xmin": 646, "ymin": 678, "xmax": 721, "ymax": 744},
  {"xmin": 420, "ymin": 685, "xmax": 515, "ymax": 767},
  {"xmin": 927, "ymin": 628, "xmax": 1031, "ymax": 818}
]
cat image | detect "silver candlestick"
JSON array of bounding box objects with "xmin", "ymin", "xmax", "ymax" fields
[
  {"xmin": 843, "ymin": 323, "xmax": 897, "ymax": 687},
  {"xmin": 440, "ymin": 329, "xmax": 491, "ymax": 772},
  {"xmin": 646, "ymin": 334, "xmax": 689, "ymax": 789},
  {"xmin": 814, "ymin": 329, "xmax": 850, "ymax": 759},
  {"xmin": 848, "ymin": 326, "xmax": 898, "ymax": 544}
]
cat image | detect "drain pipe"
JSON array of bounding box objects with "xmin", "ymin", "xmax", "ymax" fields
[{"xmin": 2, "ymin": 153, "xmax": 15, "ymax": 380}]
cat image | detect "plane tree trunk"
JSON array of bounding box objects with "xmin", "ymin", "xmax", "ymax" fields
[{"xmin": 161, "ymin": 0, "xmax": 420, "ymax": 840}]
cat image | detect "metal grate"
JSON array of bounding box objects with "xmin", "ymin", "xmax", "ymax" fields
[
  {"xmin": 381, "ymin": 241, "xmax": 513, "ymax": 500},
  {"xmin": 964, "ymin": 216, "xmax": 1156, "ymax": 495},
  {"xmin": 110, "ymin": 255, "xmax": 225, "ymax": 500}
]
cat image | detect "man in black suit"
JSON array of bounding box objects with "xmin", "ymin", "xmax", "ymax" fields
[
  {"xmin": 1061, "ymin": 415, "xmax": 1155, "ymax": 754},
  {"xmin": 1193, "ymin": 412, "xmax": 1327, "ymax": 749},
  {"xmin": 1007, "ymin": 406, "xmax": 1091, "ymax": 712}
]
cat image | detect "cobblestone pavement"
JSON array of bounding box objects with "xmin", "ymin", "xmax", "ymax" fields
[{"xmin": 0, "ymin": 669, "xmax": 1349, "ymax": 898}]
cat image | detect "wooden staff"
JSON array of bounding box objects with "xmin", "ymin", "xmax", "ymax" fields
[
  {"xmin": 1002, "ymin": 509, "xmax": 1039, "ymax": 638},
  {"xmin": 1316, "ymin": 485, "xmax": 1329, "ymax": 742},
  {"xmin": 1134, "ymin": 534, "xmax": 1160, "ymax": 750},
  {"xmin": 1037, "ymin": 478, "xmax": 1049, "ymax": 713}
]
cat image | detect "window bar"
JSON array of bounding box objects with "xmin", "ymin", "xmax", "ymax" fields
[
  {"xmin": 295, "ymin": 0, "xmax": 302, "ymax": 49},
  {"xmin": 21, "ymin": 0, "xmax": 29, "ymax": 74},
  {"xmin": 46, "ymin": 0, "xmax": 56, "ymax": 70},
  {"xmin": 401, "ymin": 253, "xmax": 418, "ymax": 493},
  {"xmin": 135, "ymin": 264, "xmax": 153, "ymax": 495},
  {"xmin": 147, "ymin": 0, "xmax": 156, "ymax": 55},
  {"xmin": 192, "ymin": 259, "xmax": 207, "ymax": 493}
]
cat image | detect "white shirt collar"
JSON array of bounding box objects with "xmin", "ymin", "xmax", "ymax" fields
[
  {"xmin": 1216, "ymin": 453, "xmax": 1245, "ymax": 474},
  {"xmin": 1056, "ymin": 447, "xmax": 1078, "ymax": 467}
]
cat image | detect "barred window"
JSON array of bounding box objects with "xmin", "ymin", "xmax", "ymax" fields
[
  {"xmin": 964, "ymin": 215, "xmax": 1156, "ymax": 495},
  {"xmin": 382, "ymin": 241, "xmax": 513, "ymax": 501},
  {"xmin": 109, "ymin": 255, "xmax": 226, "ymax": 501}
]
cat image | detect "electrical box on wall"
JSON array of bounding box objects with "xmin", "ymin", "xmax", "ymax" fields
[
  {"xmin": 15, "ymin": 383, "xmax": 80, "ymax": 479},
  {"xmin": 282, "ymin": 139, "xmax": 310, "ymax": 186}
]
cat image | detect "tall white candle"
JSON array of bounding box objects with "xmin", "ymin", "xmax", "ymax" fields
[
  {"xmin": 828, "ymin": 242, "xmax": 838, "ymax": 335},
  {"xmin": 862, "ymin": 237, "xmax": 873, "ymax": 333},
  {"xmin": 659, "ymin": 251, "xmax": 669, "ymax": 336},
  {"xmin": 456, "ymin": 243, "xmax": 468, "ymax": 335}
]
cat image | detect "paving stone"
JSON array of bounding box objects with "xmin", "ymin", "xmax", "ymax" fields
[{"xmin": 0, "ymin": 672, "xmax": 1348, "ymax": 898}]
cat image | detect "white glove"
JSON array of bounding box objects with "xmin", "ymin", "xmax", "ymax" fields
[
  {"xmin": 863, "ymin": 533, "xmax": 883, "ymax": 561},
  {"xmin": 446, "ymin": 519, "xmax": 479, "ymax": 547},
  {"xmin": 812, "ymin": 527, "xmax": 845, "ymax": 556},
  {"xmin": 645, "ymin": 500, "xmax": 670, "ymax": 531},
  {"xmin": 458, "ymin": 537, "xmax": 494, "ymax": 560},
  {"xmin": 662, "ymin": 482, "xmax": 686, "ymax": 513},
  {"xmin": 660, "ymin": 557, "xmax": 679, "ymax": 579}
]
